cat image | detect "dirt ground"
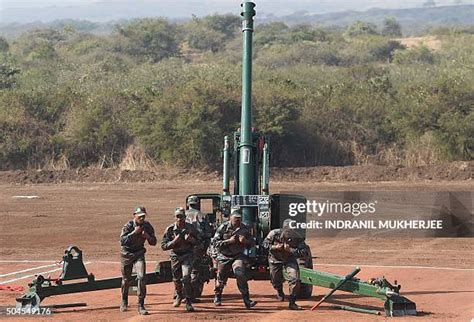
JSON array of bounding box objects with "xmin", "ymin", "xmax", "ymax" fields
[{"xmin": 0, "ymin": 178, "xmax": 473, "ymax": 321}]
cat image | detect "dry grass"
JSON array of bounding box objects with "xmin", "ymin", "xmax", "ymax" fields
[
  {"xmin": 351, "ymin": 133, "xmax": 447, "ymax": 167},
  {"xmin": 403, "ymin": 133, "xmax": 445, "ymax": 167},
  {"xmin": 395, "ymin": 36, "xmax": 442, "ymax": 51},
  {"xmin": 118, "ymin": 144, "xmax": 157, "ymax": 171},
  {"xmin": 44, "ymin": 154, "xmax": 71, "ymax": 170}
]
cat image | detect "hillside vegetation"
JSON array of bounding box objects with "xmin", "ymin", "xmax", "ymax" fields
[{"xmin": 0, "ymin": 15, "xmax": 472, "ymax": 170}]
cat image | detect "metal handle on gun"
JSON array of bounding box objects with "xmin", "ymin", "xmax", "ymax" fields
[{"xmin": 311, "ymin": 266, "xmax": 361, "ymax": 311}]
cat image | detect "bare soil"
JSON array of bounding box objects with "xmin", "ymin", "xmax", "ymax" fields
[
  {"xmin": 395, "ymin": 36, "xmax": 443, "ymax": 51},
  {"xmin": 0, "ymin": 161, "xmax": 471, "ymax": 184},
  {"xmin": 0, "ymin": 175, "xmax": 472, "ymax": 321}
]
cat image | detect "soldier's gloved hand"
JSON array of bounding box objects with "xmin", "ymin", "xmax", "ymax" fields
[{"xmin": 238, "ymin": 235, "xmax": 247, "ymax": 245}]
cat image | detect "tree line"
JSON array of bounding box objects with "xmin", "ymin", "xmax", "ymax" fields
[{"xmin": 0, "ymin": 15, "xmax": 472, "ymax": 170}]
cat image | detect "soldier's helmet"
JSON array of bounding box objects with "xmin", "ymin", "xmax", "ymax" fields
[
  {"xmin": 282, "ymin": 227, "xmax": 303, "ymax": 247},
  {"xmin": 175, "ymin": 207, "xmax": 185, "ymax": 217},
  {"xmin": 133, "ymin": 206, "xmax": 147, "ymax": 216},
  {"xmin": 282, "ymin": 218, "xmax": 293, "ymax": 229},
  {"xmin": 230, "ymin": 208, "xmax": 242, "ymax": 218},
  {"xmin": 187, "ymin": 195, "xmax": 199, "ymax": 206}
]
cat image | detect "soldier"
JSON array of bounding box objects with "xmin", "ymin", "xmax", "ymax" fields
[
  {"xmin": 185, "ymin": 195, "xmax": 214, "ymax": 300},
  {"xmin": 161, "ymin": 207, "xmax": 200, "ymax": 312},
  {"xmin": 263, "ymin": 219, "xmax": 307, "ymax": 310},
  {"xmin": 120, "ymin": 206, "xmax": 157, "ymax": 315},
  {"xmin": 211, "ymin": 209, "xmax": 257, "ymax": 309},
  {"xmin": 185, "ymin": 196, "xmax": 213, "ymax": 246},
  {"xmin": 186, "ymin": 196, "xmax": 212, "ymax": 303}
]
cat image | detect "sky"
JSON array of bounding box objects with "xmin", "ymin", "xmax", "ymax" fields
[
  {"xmin": 1, "ymin": 0, "xmax": 472, "ymax": 23},
  {"xmin": 1, "ymin": 0, "xmax": 468, "ymax": 10}
]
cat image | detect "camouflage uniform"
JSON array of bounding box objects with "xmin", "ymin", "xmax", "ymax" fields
[
  {"xmin": 211, "ymin": 221, "xmax": 255, "ymax": 297},
  {"xmin": 161, "ymin": 222, "xmax": 200, "ymax": 302},
  {"xmin": 186, "ymin": 207, "xmax": 213, "ymax": 248},
  {"xmin": 263, "ymin": 228, "xmax": 307, "ymax": 301},
  {"xmin": 186, "ymin": 206, "xmax": 214, "ymax": 295},
  {"xmin": 120, "ymin": 220, "xmax": 157, "ymax": 306}
]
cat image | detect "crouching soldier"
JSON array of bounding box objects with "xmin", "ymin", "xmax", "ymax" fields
[
  {"xmin": 211, "ymin": 209, "xmax": 257, "ymax": 309},
  {"xmin": 161, "ymin": 207, "xmax": 200, "ymax": 312},
  {"xmin": 263, "ymin": 219, "xmax": 307, "ymax": 310},
  {"xmin": 120, "ymin": 206, "xmax": 157, "ymax": 315}
]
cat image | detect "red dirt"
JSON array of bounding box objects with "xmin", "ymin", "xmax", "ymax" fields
[{"xmin": 0, "ymin": 179, "xmax": 473, "ymax": 321}]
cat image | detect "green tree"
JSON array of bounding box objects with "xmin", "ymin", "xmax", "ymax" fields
[
  {"xmin": 392, "ymin": 45, "xmax": 435, "ymax": 64},
  {"xmin": 115, "ymin": 18, "xmax": 181, "ymax": 62},
  {"xmin": 382, "ymin": 17, "xmax": 403, "ymax": 37},
  {"xmin": 11, "ymin": 29, "xmax": 64, "ymax": 62},
  {"xmin": 62, "ymin": 101, "xmax": 131, "ymax": 167},
  {"xmin": 254, "ymin": 22, "xmax": 289, "ymax": 46},
  {"xmin": 344, "ymin": 21, "xmax": 379, "ymax": 38},
  {"xmin": 0, "ymin": 64, "xmax": 20, "ymax": 89},
  {"xmin": 185, "ymin": 14, "xmax": 240, "ymax": 52},
  {"xmin": 0, "ymin": 37, "xmax": 9, "ymax": 52}
]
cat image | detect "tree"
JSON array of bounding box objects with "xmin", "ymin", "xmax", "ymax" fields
[
  {"xmin": 116, "ymin": 18, "xmax": 181, "ymax": 62},
  {"xmin": 254, "ymin": 22, "xmax": 289, "ymax": 45},
  {"xmin": 0, "ymin": 64, "xmax": 20, "ymax": 89},
  {"xmin": 11, "ymin": 29, "xmax": 64, "ymax": 62},
  {"xmin": 185, "ymin": 14, "xmax": 240, "ymax": 52},
  {"xmin": 203, "ymin": 14, "xmax": 240, "ymax": 39},
  {"xmin": 382, "ymin": 17, "xmax": 403, "ymax": 37},
  {"xmin": 0, "ymin": 37, "xmax": 9, "ymax": 52},
  {"xmin": 344, "ymin": 21, "xmax": 379, "ymax": 38}
]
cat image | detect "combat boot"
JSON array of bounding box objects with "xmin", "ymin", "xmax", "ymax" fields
[
  {"xmin": 242, "ymin": 293, "xmax": 257, "ymax": 309},
  {"xmin": 288, "ymin": 296, "xmax": 302, "ymax": 310},
  {"xmin": 173, "ymin": 295, "xmax": 183, "ymax": 307},
  {"xmin": 185, "ymin": 298, "xmax": 195, "ymax": 312},
  {"xmin": 213, "ymin": 293, "xmax": 222, "ymax": 306},
  {"xmin": 119, "ymin": 298, "xmax": 128, "ymax": 312},
  {"xmin": 138, "ymin": 299, "xmax": 149, "ymax": 315},
  {"xmin": 276, "ymin": 288, "xmax": 285, "ymax": 301}
]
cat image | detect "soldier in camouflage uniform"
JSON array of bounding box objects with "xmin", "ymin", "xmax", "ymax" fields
[
  {"xmin": 120, "ymin": 206, "xmax": 157, "ymax": 315},
  {"xmin": 161, "ymin": 207, "xmax": 200, "ymax": 312},
  {"xmin": 185, "ymin": 196, "xmax": 213, "ymax": 246},
  {"xmin": 263, "ymin": 219, "xmax": 307, "ymax": 310},
  {"xmin": 185, "ymin": 196, "xmax": 214, "ymax": 301},
  {"xmin": 211, "ymin": 209, "xmax": 257, "ymax": 309}
]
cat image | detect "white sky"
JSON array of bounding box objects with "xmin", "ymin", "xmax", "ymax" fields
[{"xmin": 1, "ymin": 0, "xmax": 470, "ymax": 10}]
